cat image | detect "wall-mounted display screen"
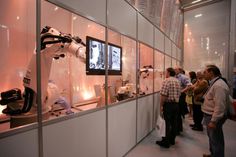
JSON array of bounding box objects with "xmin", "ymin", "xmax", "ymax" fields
[{"xmin": 86, "ymin": 36, "xmax": 122, "ymax": 75}]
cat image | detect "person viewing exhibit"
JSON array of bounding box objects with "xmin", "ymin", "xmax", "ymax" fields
[
  {"xmin": 0, "ymin": 0, "xmax": 235, "ymax": 157},
  {"xmin": 156, "ymin": 67, "xmax": 181, "ymax": 148},
  {"xmin": 202, "ymin": 65, "xmax": 230, "ymax": 157}
]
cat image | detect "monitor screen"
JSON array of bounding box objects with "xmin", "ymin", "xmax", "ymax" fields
[{"xmin": 86, "ymin": 36, "xmax": 122, "ymax": 75}]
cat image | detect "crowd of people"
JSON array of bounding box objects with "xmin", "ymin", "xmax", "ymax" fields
[{"xmin": 156, "ymin": 65, "xmax": 231, "ymax": 157}]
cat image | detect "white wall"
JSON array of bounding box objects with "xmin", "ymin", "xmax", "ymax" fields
[
  {"xmin": 0, "ymin": 129, "xmax": 39, "ymax": 157},
  {"xmin": 137, "ymin": 95, "xmax": 154, "ymax": 142},
  {"xmin": 43, "ymin": 110, "xmax": 106, "ymax": 157},
  {"xmin": 108, "ymin": 101, "xmax": 136, "ymax": 157}
]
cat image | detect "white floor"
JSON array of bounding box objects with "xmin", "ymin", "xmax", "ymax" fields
[{"xmin": 125, "ymin": 118, "xmax": 236, "ymax": 157}]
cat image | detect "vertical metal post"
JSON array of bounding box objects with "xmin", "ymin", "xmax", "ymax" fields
[
  {"xmin": 135, "ymin": 11, "xmax": 139, "ymax": 144},
  {"xmin": 36, "ymin": 0, "xmax": 43, "ymax": 157},
  {"xmin": 105, "ymin": 0, "xmax": 108, "ymax": 157}
]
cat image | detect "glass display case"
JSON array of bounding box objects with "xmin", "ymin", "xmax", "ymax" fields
[
  {"xmin": 164, "ymin": 55, "xmax": 171, "ymax": 69},
  {"xmin": 154, "ymin": 50, "xmax": 164, "ymax": 92},
  {"xmin": 108, "ymin": 30, "xmax": 137, "ymax": 104},
  {"xmin": 138, "ymin": 43, "xmax": 154, "ymax": 96},
  {"xmin": 0, "ymin": 0, "xmax": 37, "ymax": 129},
  {"xmin": 0, "ymin": 0, "xmax": 183, "ymax": 134}
]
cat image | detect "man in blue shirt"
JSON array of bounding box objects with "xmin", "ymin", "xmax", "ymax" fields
[{"xmin": 175, "ymin": 67, "xmax": 191, "ymax": 134}]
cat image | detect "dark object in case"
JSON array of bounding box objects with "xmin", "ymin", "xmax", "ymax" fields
[{"xmin": 0, "ymin": 88, "xmax": 22, "ymax": 105}]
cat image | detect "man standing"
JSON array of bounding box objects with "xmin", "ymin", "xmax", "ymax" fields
[
  {"xmin": 202, "ymin": 65, "xmax": 229, "ymax": 157},
  {"xmin": 175, "ymin": 67, "xmax": 191, "ymax": 133},
  {"xmin": 191, "ymin": 71, "xmax": 209, "ymax": 131},
  {"xmin": 156, "ymin": 67, "xmax": 181, "ymax": 148}
]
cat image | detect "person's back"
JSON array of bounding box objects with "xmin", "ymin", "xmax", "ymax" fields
[{"xmin": 156, "ymin": 67, "xmax": 181, "ymax": 148}]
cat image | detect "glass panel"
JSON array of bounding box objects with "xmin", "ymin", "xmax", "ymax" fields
[
  {"xmin": 183, "ymin": 0, "xmax": 230, "ymax": 76},
  {"xmin": 170, "ymin": 1, "xmax": 179, "ymax": 41},
  {"xmin": 41, "ymin": 0, "xmax": 73, "ymax": 118},
  {"xmin": 41, "ymin": 1, "xmax": 105, "ymax": 117},
  {"xmin": 154, "ymin": 50, "xmax": 164, "ymax": 92},
  {"xmin": 108, "ymin": 30, "xmax": 137, "ymax": 103},
  {"xmin": 48, "ymin": 0, "xmax": 106, "ymax": 25},
  {"xmin": 127, "ymin": 0, "xmax": 164, "ymax": 28},
  {"xmin": 138, "ymin": 43, "xmax": 153, "ymax": 96},
  {"xmin": 71, "ymin": 15, "xmax": 105, "ymax": 110},
  {"xmin": 172, "ymin": 43, "xmax": 177, "ymax": 59},
  {"xmin": 165, "ymin": 37, "xmax": 171, "ymax": 56},
  {"xmin": 172, "ymin": 58, "xmax": 177, "ymax": 68},
  {"xmin": 108, "ymin": 0, "xmax": 136, "ymax": 38},
  {"xmin": 177, "ymin": 48, "xmax": 182, "ymax": 61},
  {"xmin": 138, "ymin": 13, "xmax": 154, "ymax": 47},
  {"xmin": 164, "ymin": 55, "xmax": 171, "ymax": 69},
  {"xmin": 154, "ymin": 28, "xmax": 164, "ymax": 52},
  {"xmin": 0, "ymin": 0, "xmax": 37, "ymax": 130},
  {"xmin": 160, "ymin": 0, "xmax": 175, "ymax": 36}
]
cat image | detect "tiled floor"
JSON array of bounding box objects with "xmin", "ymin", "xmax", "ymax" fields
[{"xmin": 125, "ymin": 118, "xmax": 236, "ymax": 157}]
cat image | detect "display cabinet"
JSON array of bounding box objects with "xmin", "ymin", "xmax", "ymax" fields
[
  {"xmin": 138, "ymin": 43, "xmax": 154, "ymax": 96},
  {"xmin": 107, "ymin": 30, "xmax": 137, "ymax": 104},
  {"xmin": 154, "ymin": 50, "xmax": 164, "ymax": 92}
]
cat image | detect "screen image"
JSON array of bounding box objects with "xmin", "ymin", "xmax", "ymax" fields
[
  {"xmin": 88, "ymin": 40, "xmax": 105, "ymax": 70},
  {"xmin": 108, "ymin": 44, "xmax": 121, "ymax": 71},
  {"xmin": 86, "ymin": 36, "xmax": 122, "ymax": 75}
]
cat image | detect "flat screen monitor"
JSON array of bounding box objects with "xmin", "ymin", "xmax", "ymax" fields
[{"xmin": 86, "ymin": 36, "xmax": 122, "ymax": 75}]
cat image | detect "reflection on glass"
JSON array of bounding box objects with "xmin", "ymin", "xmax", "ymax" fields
[
  {"xmin": 71, "ymin": 14, "xmax": 105, "ymax": 110},
  {"xmin": 139, "ymin": 43, "xmax": 154, "ymax": 96},
  {"xmin": 154, "ymin": 50, "xmax": 164, "ymax": 92},
  {"xmin": 127, "ymin": 0, "xmax": 163, "ymax": 27},
  {"xmin": 0, "ymin": 0, "xmax": 37, "ymax": 130},
  {"xmin": 165, "ymin": 55, "xmax": 171, "ymax": 69},
  {"xmin": 108, "ymin": 30, "xmax": 137, "ymax": 104}
]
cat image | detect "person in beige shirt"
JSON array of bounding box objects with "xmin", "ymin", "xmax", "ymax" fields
[
  {"xmin": 202, "ymin": 65, "xmax": 229, "ymax": 157},
  {"xmin": 189, "ymin": 71, "xmax": 208, "ymax": 131}
]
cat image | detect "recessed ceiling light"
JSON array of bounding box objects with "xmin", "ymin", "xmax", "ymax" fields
[
  {"xmin": 194, "ymin": 14, "xmax": 202, "ymax": 18},
  {"xmin": 192, "ymin": 0, "xmax": 202, "ymax": 4}
]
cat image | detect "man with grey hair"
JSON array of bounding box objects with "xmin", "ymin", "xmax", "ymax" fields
[{"xmin": 202, "ymin": 65, "xmax": 229, "ymax": 157}]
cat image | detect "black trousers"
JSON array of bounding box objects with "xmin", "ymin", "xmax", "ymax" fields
[
  {"xmin": 233, "ymin": 88, "xmax": 236, "ymax": 99},
  {"xmin": 192, "ymin": 104, "xmax": 203, "ymax": 128},
  {"xmin": 177, "ymin": 93, "xmax": 188, "ymax": 133},
  {"xmin": 163, "ymin": 102, "xmax": 179, "ymax": 144}
]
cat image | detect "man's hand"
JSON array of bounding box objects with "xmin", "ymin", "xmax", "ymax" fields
[{"xmin": 208, "ymin": 121, "xmax": 216, "ymax": 129}]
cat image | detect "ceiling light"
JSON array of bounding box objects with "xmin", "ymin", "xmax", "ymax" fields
[
  {"xmin": 194, "ymin": 14, "xmax": 202, "ymax": 18},
  {"xmin": 54, "ymin": 7, "xmax": 58, "ymax": 11},
  {"xmin": 192, "ymin": 0, "xmax": 202, "ymax": 4}
]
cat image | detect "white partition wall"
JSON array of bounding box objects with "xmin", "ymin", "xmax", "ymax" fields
[
  {"xmin": 138, "ymin": 14, "xmax": 154, "ymax": 46},
  {"xmin": 172, "ymin": 43, "xmax": 177, "ymax": 59},
  {"xmin": 0, "ymin": 129, "xmax": 39, "ymax": 157},
  {"xmin": 154, "ymin": 28, "xmax": 165, "ymax": 52},
  {"xmin": 43, "ymin": 110, "xmax": 106, "ymax": 157},
  {"xmin": 177, "ymin": 48, "xmax": 182, "ymax": 61},
  {"xmin": 165, "ymin": 37, "xmax": 172, "ymax": 56},
  {"xmin": 108, "ymin": 0, "xmax": 136, "ymax": 38},
  {"xmin": 153, "ymin": 93, "xmax": 160, "ymax": 127},
  {"xmin": 48, "ymin": 0, "xmax": 106, "ymax": 24},
  {"xmin": 137, "ymin": 95, "xmax": 154, "ymax": 142},
  {"xmin": 108, "ymin": 101, "xmax": 136, "ymax": 157}
]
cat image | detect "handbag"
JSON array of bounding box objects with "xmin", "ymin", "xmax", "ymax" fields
[{"xmin": 155, "ymin": 115, "xmax": 166, "ymax": 137}]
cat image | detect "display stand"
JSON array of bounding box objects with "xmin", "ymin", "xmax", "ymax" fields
[{"xmin": 10, "ymin": 111, "xmax": 50, "ymax": 128}]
